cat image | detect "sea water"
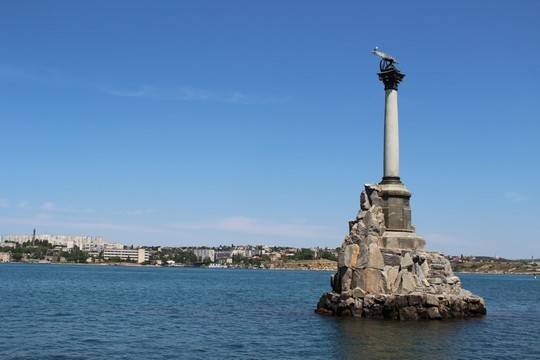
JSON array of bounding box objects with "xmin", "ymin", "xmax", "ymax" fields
[{"xmin": 0, "ymin": 264, "xmax": 538, "ymax": 359}]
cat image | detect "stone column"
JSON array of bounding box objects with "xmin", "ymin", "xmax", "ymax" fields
[
  {"xmin": 376, "ymin": 64, "xmax": 424, "ymax": 249},
  {"xmin": 384, "ymin": 88, "xmax": 400, "ymax": 179},
  {"xmin": 378, "ymin": 67, "xmax": 404, "ymax": 184}
]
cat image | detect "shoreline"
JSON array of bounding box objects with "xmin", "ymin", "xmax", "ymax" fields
[{"xmin": 1, "ymin": 262, "xmax": 538, "ymax": 275}]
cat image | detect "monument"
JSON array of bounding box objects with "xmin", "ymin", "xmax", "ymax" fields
[{"xmin": 315, "ymin": 48, "xmax": 486, "ymax": 320}]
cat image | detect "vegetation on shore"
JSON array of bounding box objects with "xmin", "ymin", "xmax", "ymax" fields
[{"xmin": 451, "ymin": 256, "xmax": 539, "ymax": 274}]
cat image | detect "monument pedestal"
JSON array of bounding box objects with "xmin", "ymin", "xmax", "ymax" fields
[
  {"xmin": 378, "ymin": 180, "xmax": 426, "ymax": 250},
  {"xmin": 315, "ymin": 185, "xmax": 486, "ymax": 320}
]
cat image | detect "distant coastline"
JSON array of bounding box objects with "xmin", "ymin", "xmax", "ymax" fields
[{"xmin": 1, "ymin": 259, "xmax": 538, "ymax": 275}]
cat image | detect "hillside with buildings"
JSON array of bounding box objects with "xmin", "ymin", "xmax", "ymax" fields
[
  {"xmin": 0, "ymin": 231, "xmax": 339, "ymax": 269},
  {"xmin": 2, "ymin": 232, "xmax": 537, "ymax": 274}
]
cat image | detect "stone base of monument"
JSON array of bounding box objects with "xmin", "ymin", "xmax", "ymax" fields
[
  {"xmin": 315, "ymin": 289, "xmax": 486, "ymax": 320},
  {"xmin": 315, "ymin": 184, "xmax": 486, "ymax": 320}
]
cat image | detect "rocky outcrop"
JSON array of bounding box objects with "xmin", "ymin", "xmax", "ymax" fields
[
  {"xmin": 316, "ymin": 184, "xmax": 486, "ymax": 320},
  {"xmin": 316, "ymin": 292, "xmax": 486, "ymax": 320}
]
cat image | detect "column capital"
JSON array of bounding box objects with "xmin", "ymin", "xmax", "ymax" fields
[{"xmin": 378, "ymin": 67, "xmax": 405, "ymax": 91}]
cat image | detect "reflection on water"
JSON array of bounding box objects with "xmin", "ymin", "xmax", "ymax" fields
[{"xmin": 333, "ymin": 317, "xmax": 481, "ymax": 360}]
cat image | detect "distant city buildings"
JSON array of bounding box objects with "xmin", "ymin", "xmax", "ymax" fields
[
  {"xmin": 0, "ymin": 230, "xmax": 340, "ymax": 267},
  {"xmin": 193, "ymin": 248, "xmax": 215, "ymax": 262},
  {"xmin": 103, "ymin": 248, "xmax": 149, "ymax": 264},
  {"xmin": 0, "ymin": 252, "xmax": 10, "ymax": 262},
  {"xmin": 1, "ymin": 232, "xmax": 123, "ymax": 253}
]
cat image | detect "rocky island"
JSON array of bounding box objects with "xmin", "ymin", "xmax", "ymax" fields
[{"xmin": 315, "ymin": 49, "xmax": 487, "ymax": 320}]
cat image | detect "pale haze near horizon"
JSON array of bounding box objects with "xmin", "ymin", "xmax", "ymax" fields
[{"xmin": 0, "ymin": 1, "xmax": 539, "ymax": 258}]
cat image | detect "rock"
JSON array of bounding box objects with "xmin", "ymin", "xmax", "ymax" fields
[
  {"xmin": 385, "ymin": 266, "xmax": 400, "ymax": 293},
  {"xmin": 399, "ymin": 270, "xmax": 418, "ymax": 293},
  {"xmin": 421, "ymin": 260, "xmax": 430, "ymax": 277},
  {"xmin": 343, "ymin": 244, "xmax": 360, "ymax": 268},
  {"xmin": 365, "ymin": 210, "xmax": 383, "ymax": 236},
  {"xmin": 352, "ymin": 299, "xmax": 363, "ymax": 317},
  {"xmin": 340, "ymin": 290, "xmax": 352, "ymax": 300},
  {"xmin": 367, "ymin": 243, "xmax": 385, "ymax": 270},
  {"xmin": 341, "ymin": 268, "xmax": 353, "ymax": 292},
  {"xmin": 399, "ymin": 306, "xmax": 419, "ymax": 320},
  {"xmin": 431, "ymin": 262, "xmax": 446, "ymax": 270},
  {"xmin": 338, "ymin": 250, "xmax": 345, "ymax": 268},
  {"xmin": 427, "ymin": 307, "xmax": 442, "ymax": 319},
  {"xmin": 363, "ymin": 294, "xmax": 375, "ymax": 308},
  {"xmin": 314, "ymin": 181, "xmax": 488, "ymax": 320},
  {"xmin": 382, "ymin": 251, "xmax": 401, "ymax": 266},
  {"xmin": 407, "ymin": 293, "xmax": 423, "ymax": 306},
  {"xmin": 352, "ymin": 287, "xmax": 366, "ymax": 298},
  {"xmin": 400, "ymin": 252, "xmax": 414, "ymax": 268},
  {"xmin": 425, "ymin": 294, "xmax": 440, "ymax": 307},
  {"xmin": 332, "ymin": 270, "xmax": 343, "ymax": 292},
  {"xmin": 357, "ymin": 243, "xmax": 369, "ymax": 269},
  {"xmin": 358, "ymin": 268, "xmax": 385, "ymax": 294},
  {"xmin": 360, "ymin": 191, "xmax": 371, "ymax": 211},
  {"xmin": 368, "ymin": 187, "xmax": 384, "ymax": 207}
]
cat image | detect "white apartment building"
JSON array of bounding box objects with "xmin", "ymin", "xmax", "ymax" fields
[
  {"xmin": 103, "ymin": 248, "xmax": 149, "ymax": 264},
  {"xmin": 193, "ymin": 248, "xmax": 215, "ymax": 262},
  {"xmin": 0, "ymin": 234, "xmax": 123, "ymax": 252}
]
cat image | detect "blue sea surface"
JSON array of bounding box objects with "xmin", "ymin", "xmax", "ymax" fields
[{"xmin": 0, "ymin": 264, "xmax": 538, "ymax": 360}]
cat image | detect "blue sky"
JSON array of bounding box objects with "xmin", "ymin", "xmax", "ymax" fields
[{"xmin": 0, "ymin": 1, "xmax": 538, "ymax": 258}]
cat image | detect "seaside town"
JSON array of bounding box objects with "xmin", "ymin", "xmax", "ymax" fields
[
  {"xmin": 0, "ymin": 230, "xmax": 538, "ymax": 274},
  {"xmin": 0, "ymin": 229, "xmax": 340, "ymax": 270}
]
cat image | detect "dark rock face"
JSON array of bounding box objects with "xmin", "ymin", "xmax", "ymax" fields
[
  {"xmin": 315, "ymin": 184, "xmax": 487, "ymax": 320},
  {"xmin": 315, "ymin": 292, "xmax": 487, "ymax": 320}
]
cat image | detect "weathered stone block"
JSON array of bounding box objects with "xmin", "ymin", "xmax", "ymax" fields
[
  {"xmin": 352, "ymin": 287, "xmax": 366, "ymax": 298},
  {"xmin": 407, "ymin": 293, "xmax": 423, "ymax": 306},
  {"xmin": 341, "ymin": 268, "xmax": 353, "ymax": 292},
  {"xmin": 352, "ymin": 299, "xmax": 363, "ymax": 317},
  {"xmin": 427, "ymin": 307, "xmax": 442, "ymax": 320},
  {"xmin": 399, "ymin": 306, "xmax": 419, "ymax": 320},
  {"xmin": 400, "ymin": 252, "xmax": 414, "ymax": 268},
  {"xmin": 382, "ymin": 251, "xmax": 401, "ymax": 266},
  {"xmin": 343, "ymin": 244, "xmax": 360, "ymax": 268},
  {"xmin": 425, "ymin": 294, "xmax": 439, "ymax": 307},
  {"xmin": 420, "ymin": 260, "xmax": 430, "ymax": 277},
  {"xmin": 399, "ymin": 270, "xmax": 418, "ymax": 293},
  {"xmin": 367, "ymin": 243, "xmax": 385, "ymax": 270},
  {"xmin": 338, "ymin": 250, "xmax": 345, "ymax": 268},
  {"xmin": 358, "ymin": 268, "xmax": 385, "ymax": 294},
  {"xmin": 385, "ymin": 266, "xmax": 400, "ymax": 293}
]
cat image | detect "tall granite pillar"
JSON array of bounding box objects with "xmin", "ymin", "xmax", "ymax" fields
[
  {"xmin": 382, "ymin": 78, "xmax": 401, "ymax": 181},
  {"xmin": 377, "ymin": 63, "xmax": 425, "ymax": 250}
]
